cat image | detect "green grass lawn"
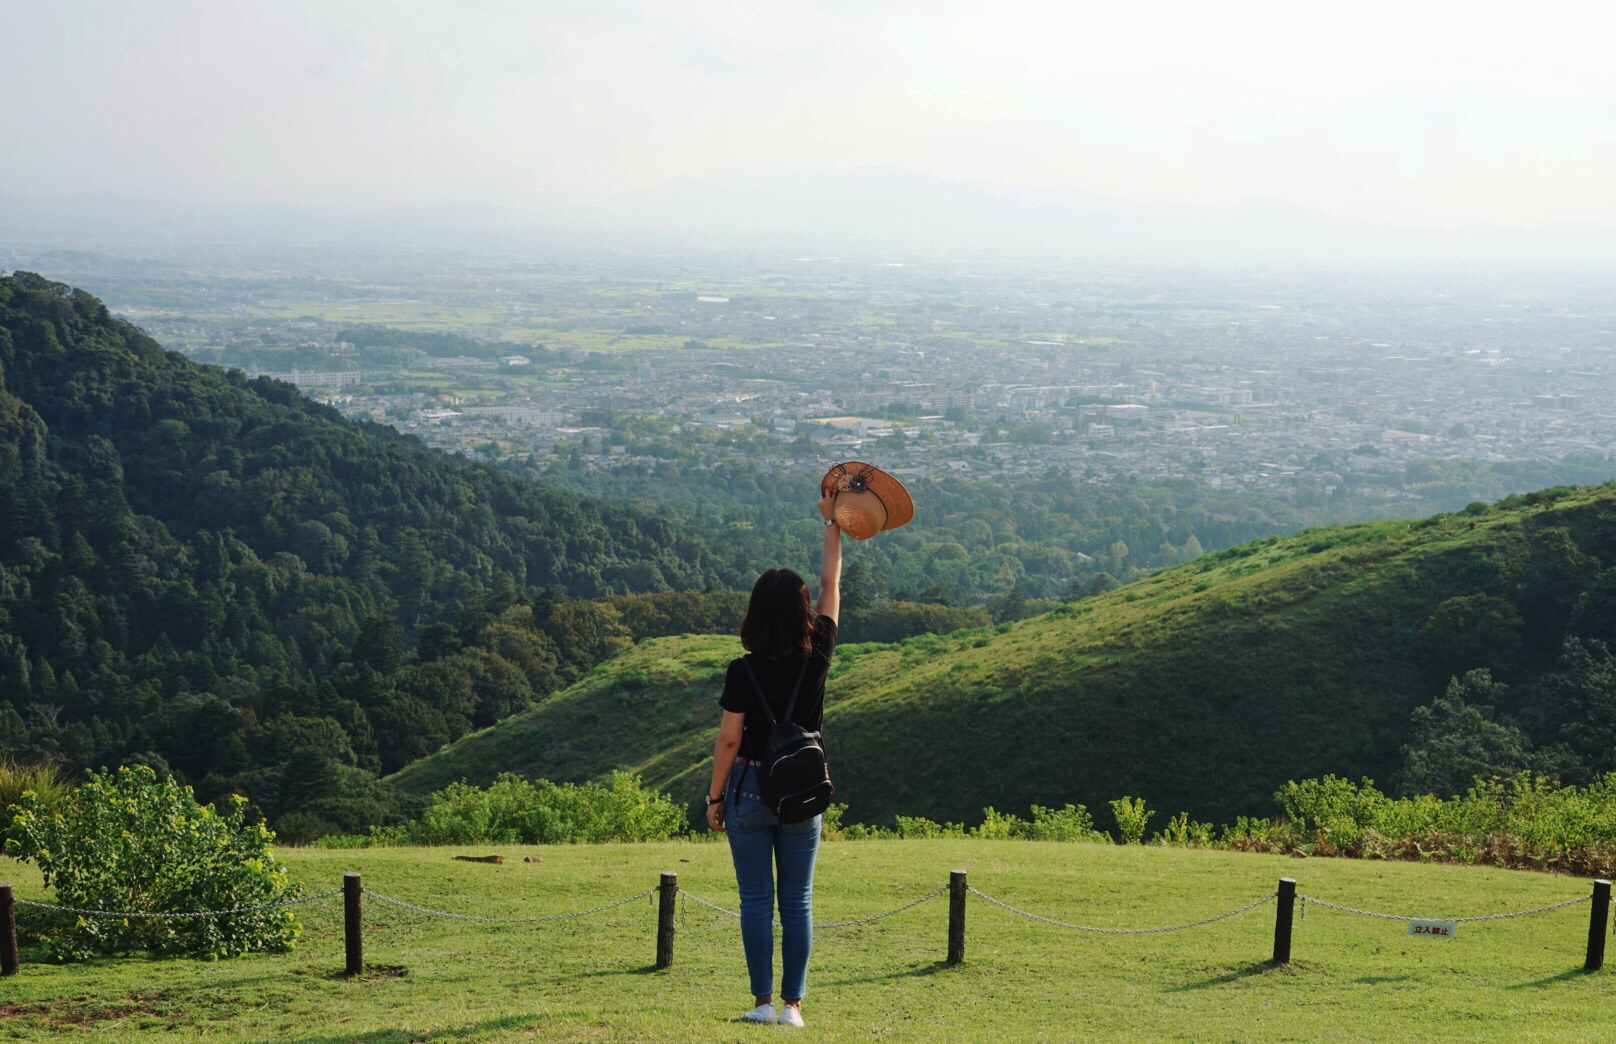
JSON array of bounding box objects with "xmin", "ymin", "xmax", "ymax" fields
[{"xmin": 3, "ymin": 842, "xmax": 1612, "ymax": 1041}]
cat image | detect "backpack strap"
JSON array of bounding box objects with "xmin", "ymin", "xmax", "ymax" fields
[
  {"xmin": 740, "ymin": 655, "xmax": 811, "ymax": 728},
  {"xmin": 739, "ymin": 658, "xmax": 777, "ymax": 727},
  {"xmin": 781, "ymin": 657, "xmax": 811, "ymax": 722}
]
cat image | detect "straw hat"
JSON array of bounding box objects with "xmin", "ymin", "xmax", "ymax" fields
[{"xmin": 820, "ymin": 461, "xmax": 914, "ymax": 540}]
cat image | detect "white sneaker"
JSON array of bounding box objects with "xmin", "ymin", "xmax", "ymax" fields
[
  {"xmin": 742, "ymin": 1003, "xmax": 776, "ymax": 1024},
  {"xmin": 777, "ymin": 1005, "xmax": 805, "ymax": 1029}
]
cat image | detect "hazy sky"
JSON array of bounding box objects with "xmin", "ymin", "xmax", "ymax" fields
[{"xmin": 5, "ymin": 0, "xmax": 1615, "ymax": 228}]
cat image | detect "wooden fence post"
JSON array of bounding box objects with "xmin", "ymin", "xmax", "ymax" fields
[
  {"xmin": 947, "ymin": 869, "xmax": 967, "ymax": 965},
  {"xmin": 1272, "ymin": 877, "xmax": 1296, "ymax": 964},
  {"xmin": 656, "ymin": 872, "xmax": 677, "ymax": 969},
  {"xmin": 0, "ymin": 884, "xmax": 18, "ymax": 976},
  {"xmin": 1585, "ymin": 879, "xmax": 1611, "ymax": 972},
  {"xmin": 343, "ymin": 872, "xmax": 363, "ymax": 977}
]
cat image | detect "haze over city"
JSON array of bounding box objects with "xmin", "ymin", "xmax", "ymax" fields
[{"xmin": 6, "ymin": 0, "xmax": 1616, "ymax": 253}]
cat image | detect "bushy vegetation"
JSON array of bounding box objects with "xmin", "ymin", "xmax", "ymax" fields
[
  {"xmin": 1109, "ymin": 796, "xmax": 1156, "ymax": 844},
  {"xmin": 814, "ymin": 772, "xmax": 1616, "ymax": 878},
  {"xmin": 0, "ymin": 757, "xmax": 70, "ymax": 838},
  {"xmin": 822, "ymin": 801, "xmax": 1110, "ymax": 842},
  {"xmin": 5, "ymin": 765, "xmax": 300, "ymax": 960},
  {"xmin": 1249, "ymin": 772, "xmax": 1616, "ymax": 875},
  {"xmin": 316, "ymin": 771, "xmax": 686, "ymax": 847},
  {"xmin": 363, "ymin": 765, "xmax": 1616, "ymax": 882}
]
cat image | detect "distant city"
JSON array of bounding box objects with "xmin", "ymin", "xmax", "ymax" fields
[{"xmin": 14, "ymin": 248, "xmax": 1616, "ymax": 510}]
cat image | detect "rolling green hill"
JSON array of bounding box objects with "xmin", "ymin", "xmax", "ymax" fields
[{"xmin": 393, "ymin": 484, "xmax": 1616, "ymax": 826}]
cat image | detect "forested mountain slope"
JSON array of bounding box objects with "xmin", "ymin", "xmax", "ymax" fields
[
  {"xmin": 0, "ymin": 273, "xmax": 739, "ymax": 836},
  {"xmin": 395, "ymin": 485, "xmax": 1616, "ymax": 826},
  {"xmin": 0, "ymin": 273, "xmax": 734, "ymax": 602}
]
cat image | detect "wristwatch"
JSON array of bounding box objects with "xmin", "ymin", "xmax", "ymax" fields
[{"xmin": 707, "ymin": 793, "xmax": 724, "ymax": 806}]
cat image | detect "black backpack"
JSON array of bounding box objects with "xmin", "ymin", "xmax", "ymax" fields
[{"xmin": 740, "ymin": 656, "xmax": 834, "ymax": 824}]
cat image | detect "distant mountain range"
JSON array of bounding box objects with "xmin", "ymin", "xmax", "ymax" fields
[
  {"xmin": 6, "ymin": 169, "xmax": 1616, "ymax": 263},
  {"xmin": 581, "ymin": 168, "xmax": 1616, "ymax": 264}
]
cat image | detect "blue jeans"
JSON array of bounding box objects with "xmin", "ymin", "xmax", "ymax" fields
[{"xmin": 725, "ymin": 759, "xmax": 822, "ymax": 1002}]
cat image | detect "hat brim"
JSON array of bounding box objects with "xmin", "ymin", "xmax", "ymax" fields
[{"xmin": 821, "ymin": 461, "xmax": 914, "ymax": 534}]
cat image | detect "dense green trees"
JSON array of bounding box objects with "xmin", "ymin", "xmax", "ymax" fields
[
  {"xmin": 1397, "ymin": 672, "xmax": 1540, "ymax": 796},
  {"xmin": 515, "ymin": 454, "xmax": 1405, "ymax": 605},
  {"xmin": 0, "ymin": 273, "xmax": 758, "ymax": 839}
]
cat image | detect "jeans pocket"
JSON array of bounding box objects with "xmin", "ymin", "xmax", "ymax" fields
[
  {"xmin": 728, "ymin": 782, "xmax": 773, "ymax": 831},
  {"xmin": 781, "ymin": 813, "xmax": 822, "ymax": 837}
]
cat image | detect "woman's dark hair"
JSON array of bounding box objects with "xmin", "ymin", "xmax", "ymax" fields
[{"xmin": 740, "ymin": 568, "xmax": 817, "ymax": 660}]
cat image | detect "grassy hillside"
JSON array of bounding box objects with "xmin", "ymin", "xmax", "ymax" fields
[
  {"xmin": 2, "ymin": 841, "xmax": 1610, "ymax": 1041},
  {"xmin": 389, "ymin": 634, "xmax": 741, "ymax": 799},
  {"xmin": 394, "ymin": 484, "xmax": 1616, "ymax": 827}
]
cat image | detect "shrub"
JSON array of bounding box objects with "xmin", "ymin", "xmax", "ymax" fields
[
  {"xmin": 822, "ymin": 803, "xmax": 1109, "ymax": 843},
  {"xmin": 1153, "ymin": 811, "xmax": 1215, "ymax": 847},
  {"xmin": 893, "ymin": 815, "xmax": 967, "ymax": 839},
  {"xmin": 1219, "ymin": 816, "xmax": 1295, "ymax": 853},
  {"xmin": 322, "ymin": 771, "xmax": 686, "ymax": 847},
  {"xmin": 0, "ymin": 758, "xmax": 71, "ymax": 840},
  {"xmin": 272, "ymin": 795, "xmax": 389, "ymax": 845},
  {"xmin": 1109, "ymin": 796, "xmax": 1154, "ymax": 844},
  {"xmin": 5, "ymin": 766, "xmax": 300, "ymax": 960},
  {"xmin": 972, "ymin": 806, "xmax": 1026, "ymax": 840},
  {"xmin": 1026, "ymin": 803, "xmax": 1108, "ymax": 842},
  {"xmin": 1276, "ymin": 775, "xmax": 1388, "ymax": 852}
]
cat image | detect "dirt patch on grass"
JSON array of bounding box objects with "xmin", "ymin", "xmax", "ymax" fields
[
  {"xmin": 0, "ymin": 996, "xmax": 153, "ymax": 1026},
  {"xmin": 0, "ymin": 990, "xmax": 243, "ymax": 1029},
  {"xmin": 362, "ymin": 963, "xmax": 408, "ymax": 980},
  {"xmin": 326, "ymin": 962, "xmax": 409, "ymax": 981}
]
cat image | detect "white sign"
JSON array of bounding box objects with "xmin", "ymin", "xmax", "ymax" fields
[{"xmin": 1407, "ymin": 919, "xmax": 1457, "ymax": 939}]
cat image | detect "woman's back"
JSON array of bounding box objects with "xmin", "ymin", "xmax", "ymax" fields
[{"xmin": 720, "ymin": 616, "xmax": 837, "ymax": 762}]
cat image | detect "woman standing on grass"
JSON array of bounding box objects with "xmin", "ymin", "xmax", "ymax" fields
[{"xmin": 705, "ymin": 491, "xmax": 843, "ymax": 1029}]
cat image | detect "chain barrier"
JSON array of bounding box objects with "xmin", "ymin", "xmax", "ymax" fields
[
  {"xmin": 360, "ymin": 887, "xmax": 656, "ymax": 924},
  {"xmin": 9, "ymin": 882, "xmax": 1592, "ymax": 946},
  {"xmin": 967, "ymin": 887, "xmax": 1277, "ymax": 935},
  {"xmin": 676, "ymin": 886, "xmax": 948, "ymax": 930},
  {"xmin": 14, "ymin": 889, "xmax": 343, "ymax": 920},
  {"xmin": 1299, "ymin": 894, "xmax": 1590, "ymax": 923},
  {"xmin": 814, "ymin": 886, "xmax": 948, "ymax": 929},
  {"xmin": 678, "ymin": 890, "xmax": 741, "ymax": 920}
]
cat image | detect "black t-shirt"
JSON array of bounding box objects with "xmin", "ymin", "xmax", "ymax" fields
[{"xmin": 719, "ymin": 616, "xmax": 837, "ymax": 762}]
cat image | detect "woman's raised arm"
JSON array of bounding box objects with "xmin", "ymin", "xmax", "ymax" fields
[{"xmin": 816, "ymin": 493, "xmax": 843, "ymax": 624}]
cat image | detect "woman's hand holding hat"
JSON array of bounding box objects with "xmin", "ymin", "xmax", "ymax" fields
[
  {"xmin": 819, "ymin": 461, "xmax": 913, "ymax": 541},
  {"xmin": 818, "ymin": 491, "xmax": 839, "ymax": 527}
]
